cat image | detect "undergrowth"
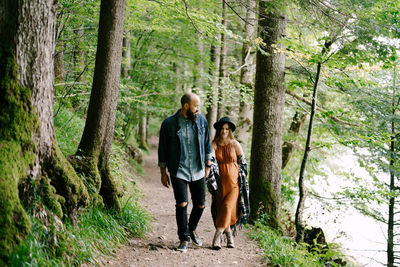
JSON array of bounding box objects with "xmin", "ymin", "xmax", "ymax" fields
[
  {"xmin": 249, "ymin": 215, "xmax": 353, "ymax": 267},
  {"xmin": 8, "ymin": 104, "xmax": 151, "ymax": 266}
]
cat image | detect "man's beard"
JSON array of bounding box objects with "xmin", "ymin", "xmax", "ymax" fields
[{"xmin": 187, "ymin": 109, "xmax": 197, "ymax": 121}]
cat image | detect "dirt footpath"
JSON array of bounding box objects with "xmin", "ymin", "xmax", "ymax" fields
[{"xmin": 104, "ymin": 142, "xmax": 265, "ymax": 267}]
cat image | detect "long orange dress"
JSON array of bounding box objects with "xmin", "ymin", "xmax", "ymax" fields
[{"xmin": 215, "ymin": 142, "xmax": 239, "ymax": 229}]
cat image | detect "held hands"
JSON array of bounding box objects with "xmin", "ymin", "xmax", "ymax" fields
[{"xmin": 161, "ymin": 173, "xmax": 170, "ymax": 188}]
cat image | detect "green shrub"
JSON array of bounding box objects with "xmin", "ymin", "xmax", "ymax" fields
[{"xmin": 250, "ymin": 215, "xmax": 354, "ymax": 267}]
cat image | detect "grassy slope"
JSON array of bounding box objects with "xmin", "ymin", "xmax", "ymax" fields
[{"xmin": 8, "ymin": 104, "xmax": 151, "ymax": 266}]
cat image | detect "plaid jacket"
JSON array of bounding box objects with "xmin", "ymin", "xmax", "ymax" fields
[{"xmin": 236, "ymin": 155, "xmax": 250, "ymax": 229}]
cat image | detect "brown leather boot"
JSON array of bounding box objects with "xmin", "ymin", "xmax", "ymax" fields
[
  {"xmin": 212, "ymin": 230, "xmax": 222, "ymax": 250},
  {"xmin": 225, "ymin": 231, "xmax": 235, "ymax": 248}
]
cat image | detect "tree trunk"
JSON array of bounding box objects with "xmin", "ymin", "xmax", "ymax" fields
[
  {"xmin": 281, "ymin": 111, "xmax": 307, "ymax": 169},
  {"xmin": 217, "ymin": 0, "xmax": 228, "ymax": 121},
  {"xmin": 206, "ymin": 41, "xmax": 221, "ymax": 139},
  {"xmin": 173, "ymin": 62, "xmax": 181, "ymax": 94},
  {"xmin": 139, "ymin": 110, "xmax": 147, "ymax": 150},
  {"xmin": 72, "ymin": 10, "xmax": 85, "ymax": 81},
  {"xmin": 0, "ymin": 0, "xmax": 89, "ymax": 261},
  {"xmin": 75, "ymin": 0, "xmax": 127, "ymax": 212},
  {"xmin": 387, "ymin": 66, "xmax": 397, "ymax": 267},
  {"xmin": 54, "ymin": 39, "xmax": 65, "ymax": 82},
  {"xmin": 236, "ymin": 0, "xmax": 257, "ymax": 153},
  {"xmin": 193, "ymin": 40, "xmax": 205, "ymax": 97},
  {"xmin": 249, "ymin": 3, "xmax": 286, "ymax": 230},
  {"xmin": 121, "ymin": 28, "xmax": 131, "ymax": 78},
  {"xmin": 295, "ymin": 40, "xmax": 332, "ymax": 242}
]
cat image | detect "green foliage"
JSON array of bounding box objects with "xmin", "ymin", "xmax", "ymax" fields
[
  {"xmin": 54, "ymin": 103, "xmax": 85, "ymax": 156},
  {"xmin": 9, "ymin": 202, "xmax": 150, "ymax": 266},
  {"xmin": 250, "ymin": 215, "xmax": 353, "ymax": 267},
  {"xmin": 250, "ymin": 216, "xmax": 321, "ymax": 266},
  {"xmin": 8, "ymin": 136, "xmax": 151, "ymax": 265}
]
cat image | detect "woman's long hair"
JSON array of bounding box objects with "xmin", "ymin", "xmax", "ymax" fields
[{"xmin": 213, "ymin": 123, "xmax": 235, "ymax": 143}]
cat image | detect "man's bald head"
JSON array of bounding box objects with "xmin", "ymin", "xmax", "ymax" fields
[
  {"xmin": 180, "ymin": 92, "xmax": 201, "ymax": 121},
  {"xmin": 181, "ymin": 92, "xmax": 199, "ymax": 107}
]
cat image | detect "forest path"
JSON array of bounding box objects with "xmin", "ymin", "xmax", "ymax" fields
[{"xmin": 105, "ymin": 138, "xmax": 265, "ymax": 267}]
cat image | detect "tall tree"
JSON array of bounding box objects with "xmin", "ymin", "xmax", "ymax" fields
[
  {"xmin": 236, "ymin": 0, "xmax": 257, "ymax": 153},
  {"xmin": 206, "ymin": 42, "xmax": 221, "ymax": 139},
  {"xmin": 75, "ymin": 0, "xmax": 127, "ymax": 212},
  {"xmin": 0, "ymin": 0, "xmax": 89, "ymax": 261},
  {"xmin": 387, "ymin": 66, "xmax": 398, "ymax": 267},
  {"xmin": 249, "ymin": 1, "xmax": 286, "ymax": 229},
  {"xmin": 216, "ymin": 0, "xmax": 228, "ymax": 120},
  {"xmin": 121, "ymin": 28, "xmax": 131, "ymax": 78},
  {"xmin": 295, "ymin": 38, "xmax": 334, "ymax": 242}
]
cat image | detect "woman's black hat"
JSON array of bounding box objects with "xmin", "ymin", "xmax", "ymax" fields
[{"xmin": 213, "ymin": 117, "xmax": 236, "ymax": 132}]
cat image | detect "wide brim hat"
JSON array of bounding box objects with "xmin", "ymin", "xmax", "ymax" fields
[{"xmin": 213, "ymin": 117, "xmax": 236, "ymax": 132}]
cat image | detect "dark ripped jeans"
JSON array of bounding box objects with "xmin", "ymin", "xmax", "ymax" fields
[{"xmin": 171, "ymin": 177, "xmax": 206, "ymax": 242}]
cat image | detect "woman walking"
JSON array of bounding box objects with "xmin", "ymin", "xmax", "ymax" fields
[{"xmin": 210, "ymin": 117, "xmax": 248, "ymax": 250}]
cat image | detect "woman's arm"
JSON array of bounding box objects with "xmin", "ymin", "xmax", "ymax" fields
[
  {"xmin": 211, "ymin": 141, "xmax": 217, "ymax": 158},
  {"xmin": 233, "ymin": 140, "xmax": 244, "ymax": 157}
]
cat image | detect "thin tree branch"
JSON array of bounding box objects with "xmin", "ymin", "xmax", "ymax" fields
[
  {"xmin": 285, "ymin": 90, "xmax": 359, "ymax": 126},
  {"xmin": 182, "ymin": 0, "xmax": 202, "ymax": 34},
  {"xmin": 222, "ymin": 0, "xmax": 254, "ymax": 26},
  {"xmin": 229, "ymin": 47, "xmax": 251, "ymax": 75}
]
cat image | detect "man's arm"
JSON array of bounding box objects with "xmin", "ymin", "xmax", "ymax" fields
[
  {"xmin": 160, "ymin": 167, "xmax": 170, "ymax": 188},
  {"xmin": 203, "ymin": 119, "xmax": 212, "ymax": 178},
  {"xmin": 158, "ymin": 121, "xmax": 170, "ymax": 188}
]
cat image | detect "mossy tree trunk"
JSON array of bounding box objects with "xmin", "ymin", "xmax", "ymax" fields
[
  {"xmin": 75, "ymin": 0, "xmax": 127, "ymax": 212},
  {"xmin": 249, "ymin": 2, "xmax": 286, "ymax": 230},
  {"xmin": 236, "ymin": 0, "xmax": 257, "ymax": 153},
  {"xmin": 0, "ymin": 0, "xmax": 89, "ymax": 262}
]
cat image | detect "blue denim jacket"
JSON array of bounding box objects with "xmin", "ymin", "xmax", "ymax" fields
[{"xmin": 158, "ymin": 109, "xmax": 212, "ymax": 177}]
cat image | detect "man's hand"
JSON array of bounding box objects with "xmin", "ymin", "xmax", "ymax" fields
[
  {"xmin": 160, "ymin": 168, "xmax": 170, "ymax": 188},
  {"xmin": 205, "ymin": 159, "xmax": 211, "ymax": 178}
]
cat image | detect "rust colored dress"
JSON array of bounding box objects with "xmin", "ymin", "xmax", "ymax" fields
[{"xmin": 215, "ymin": 142, "xmax": 239, "ymax": 229}]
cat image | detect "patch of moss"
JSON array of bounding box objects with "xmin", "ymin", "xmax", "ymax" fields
[
  {"xmin": 249, "ymin": 175, "xmax": 281, "ymax": 231},
  {"xmin": 100, "ymin": 165, "xmax": 122, "ymax": 212},
  {"xmin": 0, "ymin": 48, "xmax": 38, "ymax": 261},
  {"xmin": 40, "ymin": 174, "xmax": 65, "ymax": 219},
  {"xmin": 68, "ymin": 154, "xmax": 104, "ymax": 207},
  {"xmin": 45, "ymin": 143, "xmax": 90, "ymax": 219}
]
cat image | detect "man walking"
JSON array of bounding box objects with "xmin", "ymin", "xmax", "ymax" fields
[{"xmin": 158, "ymin": 92, "xmax": 212, "ymax": 252}]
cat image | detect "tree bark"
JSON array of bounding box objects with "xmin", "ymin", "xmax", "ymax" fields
[
  {"xmin": 281, "ymin": 110, "xmax": 307, "ymax": 169},
  {"xmin": 217, "ymin": 0, "xmax": 228, "ymax": 121},
  {"xmin": 236, "ymin": 0, "xmax": 257, "ymax": 153},
  {"xmin": 73, "ymin": 1, "xmax": 85, "ymax": 81},
  {"xmin": 0, "ymin": 0, "xmax": 88, "ymax": 261},
  {"xmin": 121, "ymin": 28, "xmax": 131, "ymax": 78},
  {"xmin": 206, "ymin": 41, "xmax": 221, "ymax": 139},
  {"xmin": 249, "ymin": 3, "xmax": 286, "ymax": 230},
  {"xmin": 54, "ymin": 39, "xmax": 65, "ymax": 82},
  {"xmin": 75, "ymin": 0, "xmax": 127, "ymax": 212},
  {"xmin": 387, "ymin": 66, "xmax": 397, "ymax": 267},
  {"xmin": 138, "ymin": 110, "xmax": 147, "ymax": 150}
]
